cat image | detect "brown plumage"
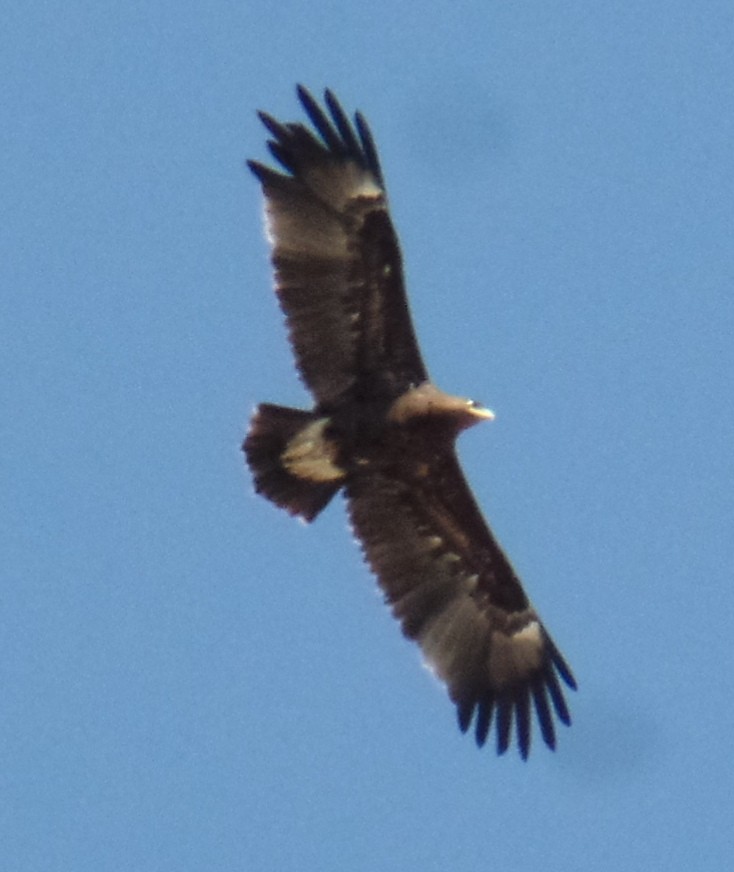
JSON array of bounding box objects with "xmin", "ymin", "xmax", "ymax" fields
[{"xmin": 243, "ymin": 86, "xmax": 576, "ymax": 758}]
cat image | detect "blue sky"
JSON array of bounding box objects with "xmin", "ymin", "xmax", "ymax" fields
[{"xmin": 4, "ymin": 1, "xmax": 734, "ymax": 869}]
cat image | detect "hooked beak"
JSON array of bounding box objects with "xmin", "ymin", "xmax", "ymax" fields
[{"xmin": 468, "ymin": 401, "xmax": 495, "ymax": 421}]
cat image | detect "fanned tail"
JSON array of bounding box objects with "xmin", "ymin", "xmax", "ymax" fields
[{"xmin": 243, "ymin": 403, "xmax": 343, "ymax": 522}]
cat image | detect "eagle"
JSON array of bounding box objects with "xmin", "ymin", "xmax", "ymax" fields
[{"xmin": 243, "ymin": 86, "xmax": 576, "ymax": 758}]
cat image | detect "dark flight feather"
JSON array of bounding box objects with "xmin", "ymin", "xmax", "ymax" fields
[{"xmin": 243, "ymin": 86, "xmax": 576, "ymax": 758}]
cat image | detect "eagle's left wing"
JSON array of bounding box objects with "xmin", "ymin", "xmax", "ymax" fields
[{"xmin": 345, "ymin": 447, "xmax": 576, "ymax": 759}]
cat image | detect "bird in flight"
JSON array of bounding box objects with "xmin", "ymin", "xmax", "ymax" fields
[{"xmin": 243, "ymin": 86, "xmax": 576, "ymax": 758}]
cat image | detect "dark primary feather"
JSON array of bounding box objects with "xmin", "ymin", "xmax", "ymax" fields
[{"xmin": 248, "ymin": 86, "xmax": 426, "ymax": 406}]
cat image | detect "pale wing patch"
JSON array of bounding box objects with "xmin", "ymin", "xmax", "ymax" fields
[
  {"xmin": 262, "ymin": 171, "xmax": 384, "ymax": 260},
  {"xmin": 300, "ymin": 161, "xmax": 384, "ymax": 210},
  {"xmin": 488, "ymin": 620, "xmax": 544, "ymax": 688},
  {"xmin": 350, "ymin": 176, "xmax": 383, "ymax": 200},
  {"xmin": 263, "ymin": 191, "xmax": 352, "ymax": 257},
  {"xmin": 419, "ymin": 593, "xmax": 487, "ymax": 680}
]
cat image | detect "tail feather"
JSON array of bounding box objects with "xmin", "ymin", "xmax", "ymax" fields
[{"xmin": 243, "ymin": 403, "xmax": 342, "ymax": 522}]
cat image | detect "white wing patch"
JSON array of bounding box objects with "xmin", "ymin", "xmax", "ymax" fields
[
  {"xmin": 488, "ymin": 620, "xmax": 544, "ymax": 688},
  {"xmin": 351, "ymin": 175, "xmax": 383, "ymax": 200},
  {"xmin": 419, "ymin": 595, "xmax": 487, "ymax": 679}
]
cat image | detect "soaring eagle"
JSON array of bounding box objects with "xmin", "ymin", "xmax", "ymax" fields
[{"xmin": 244, "ymin": 86, "xmax": 576, "ymax": 758}]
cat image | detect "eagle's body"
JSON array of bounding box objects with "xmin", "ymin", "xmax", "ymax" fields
[{"xmin": 244, "ymin": 87, "xmax": 576, "ymax": 758}]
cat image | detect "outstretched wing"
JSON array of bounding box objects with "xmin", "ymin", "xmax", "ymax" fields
[
  {"xmin": 345, "ymin": 448, "xmax": 576, "ymax": 759},
  {"xmin": 249, "ymin": 86, "xmax": 428, "ymax": 407}
]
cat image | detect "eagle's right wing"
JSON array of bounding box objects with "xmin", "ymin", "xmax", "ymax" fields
[{"xmin": 249, "ymin": 87, "xmax": 428, "ymax": 407}]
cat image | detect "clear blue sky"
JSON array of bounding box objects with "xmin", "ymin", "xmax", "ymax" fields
[{"xmin": 4, "ymin": 2, "xmax": 734, "ymax": 869}]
